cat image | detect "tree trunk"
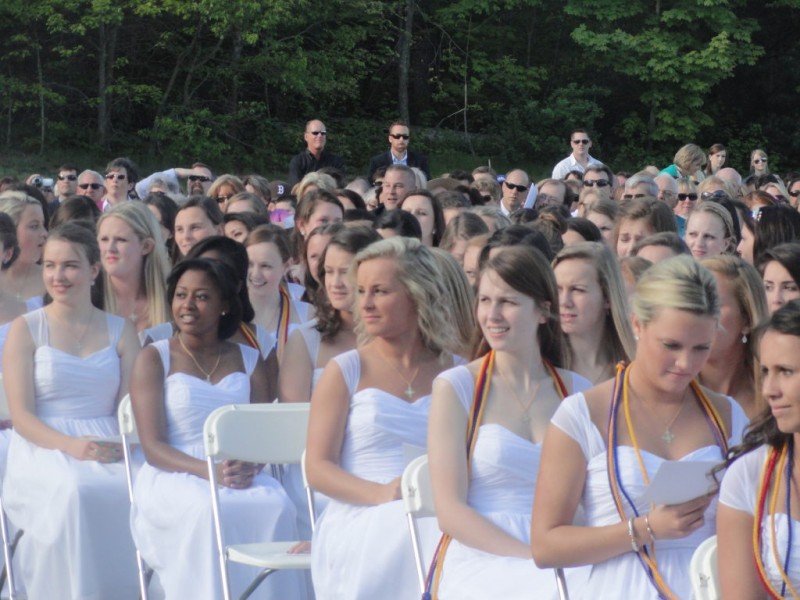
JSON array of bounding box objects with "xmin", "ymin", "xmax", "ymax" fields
[
  {"xmin": 36, "ymin": 42, "xmax": 45, "ymax": 154},
  {"xmin": 398, "ymin": 0, "xmax": 414, "ymax": 123},
  {"xmin": 97, "ymin": 23, "xmax": 118, "ymax": 148}
]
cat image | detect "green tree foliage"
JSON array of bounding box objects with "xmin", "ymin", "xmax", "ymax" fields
[{"xmin": 0, "ymin": 0, "xmax": 794, "ymax": 176}]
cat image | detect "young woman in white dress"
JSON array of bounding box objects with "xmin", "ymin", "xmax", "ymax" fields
[
  {"xmin": 532, "ymin": 255, "xmax": 749, "ymax": 599},
  {"xmin": 306, "ymin": 237, "xmax": 462, "ymax": 600},
  {"xmin": 0, "ymin": 213, "xmax": 29, "ymax": 367},
  {"xmin": 718, "ymin": 299, "xmax": 800, "ymax": 598},
  {"xmin": 3, "ymin": 221, "xmax": 141, "ymax": 599},
  {"xmin": 0, "ymin": 191, "xmax": 47, "ymax": 306},
  {"xmin": 427, "ymin": 246, "xmax": 590, "ymax": 599},
  {"xmin": 130, "ymin": 258, "xmax": 305, "ymax": 600},
  {"xmin": 246, "ymin": 225, "xmax": 310, "ymax": 364},
  {"xmin": 552, "ymin": 242, "xmax": 636, "ymax": 384},
  {"xmin": 280, "ymin": 225, "xmax": 380, "ymax": 404},
  {"xmin": 97, "ymin": 201, "xmax": 171, "ymax": 336},
  {"xmin": 279, "ymin": 225, "xmax": 379, "ymax": 536}
]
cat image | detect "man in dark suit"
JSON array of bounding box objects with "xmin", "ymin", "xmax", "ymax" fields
[
  {"xmin": 47, "ymin": 163, "xmax": 79, "ymax": 215},
  {"xmin": 367, "ymin": 121, "xmax": 430, "ymax": 184}
]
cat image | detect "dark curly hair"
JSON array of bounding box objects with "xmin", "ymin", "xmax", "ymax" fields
[{"xmin": 167, "ymin": 258, "xmax": 242, "ymax": 340}]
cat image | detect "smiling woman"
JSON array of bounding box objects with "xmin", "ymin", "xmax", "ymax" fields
[
  {"xmin": 306, "ymin": 237, "xmax": 462, "ymax": 600},
  {"xmin": 129, "ymin": 258, "xmax": 307, "ymax": 599},
  {"xmin": 2, "ymin": 222, "xmax": 141, "ymax": 598}
]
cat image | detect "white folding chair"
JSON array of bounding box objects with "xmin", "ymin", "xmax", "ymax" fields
[
  {"xmin": 204, "ymin": 403, "xmax": 312, "ymax": 600},
  {"xmin": 401, "ymin": 454, "xmax": 572, "ymax": 600},
  {"xmin": 401, "ymin": 455, "xmax": 435, "ymax": 594},
  {"xmin": 118, "ymin": 394, "xmax": 153, "ymax": 600},
  {"xmin": 0, "ymin": 374, "xmax": 21, "ymax": 600},
  {"xmin": 690, "ymin": 535, "xmax": 719, "ymax": 600},
  {"xmin": 300, "ymin": 450, "xmax": 317, "ymax": 535}
]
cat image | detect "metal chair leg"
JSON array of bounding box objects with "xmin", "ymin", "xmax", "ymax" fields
[{"xmin": 239, "ymin": 568, "xmax": 274, "ymax": 600}]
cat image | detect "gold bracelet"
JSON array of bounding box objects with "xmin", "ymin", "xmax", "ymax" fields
[{"xmin": 644, "ymin": 514, "xmax": 656, "ymax": 543}]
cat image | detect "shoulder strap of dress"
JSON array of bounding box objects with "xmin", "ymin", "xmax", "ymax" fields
[
  {"xmin": 152, "ymin": 339, "xmax": 171, "ymax": 374},
  {"xmin": 105, "ymin": 313, "xmax": 125, "ymax": 348},
  {"xmin": 23, "ymin": 308, "xmax": 47, "ymax": 347},
  {"xmin": 238, "ymin": 344, "xmax": 260, "ymax": 376},
  {"xmin": 333, "ymin": 349, "xmax": 360, "ymax": 396}
]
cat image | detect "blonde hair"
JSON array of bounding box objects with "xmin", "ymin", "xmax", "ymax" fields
[
  {"xmin": 700, "ymin": 255, "xmax": 768, "ymax": 409},
  {"xmin": 553, "ymin": 242, "xmax": 636, "ymax": 366},
  {"xmin": 351, "ymin": 237, "xmax": 460, "ymax": 357},
  {"xmin": 430, "ymin": 248, "xmax": 476, "ymax": 357},
  {"xmin": 688, "ymin": 201, "xmax": 736, "ymax": 253},
  {"xmin": 674, "ymin": 143, "xmax": 707, "ymax": 174},
  {"xmin": 0, "ymin": 192, "xmax": 42, "ymax": 225},
  {"xmin": 632, "ymin": 255, "xmax": 719, "ymax": 325},
  {"xmin": 294, "ymin": 172, "xmax": 337, "ymax": 199},
  {"xmin": 97, "ymin": 202, "xmax": 171, "ymax": 326}
]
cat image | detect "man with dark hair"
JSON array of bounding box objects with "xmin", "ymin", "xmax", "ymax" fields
[
  {"xmin": 552, "ymin": 128, "xmax": 600, "ymax": 180},
  {"xmin": 101, "ymin": 157, "xmax": 138, "ymax": 211},
  {"xmin": 55, "ymin": 163, "xmax": 79, "ymax": 201},
  {"xmin": 367, "ymin": 121, "xmax": 429, "ymax": 183},
  {"xmin": 288, "ymin": 119, "xmax": 346, "ymax": 187}
]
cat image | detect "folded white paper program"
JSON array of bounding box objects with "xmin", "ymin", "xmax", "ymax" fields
[{"xmin": 639, "ymin": 460, "xmax": 721, "ymax": 506}]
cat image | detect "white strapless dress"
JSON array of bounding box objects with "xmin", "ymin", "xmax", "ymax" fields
[{"xmin": 130, "ymin": 340, "xmax": 307, "ymax": 600}]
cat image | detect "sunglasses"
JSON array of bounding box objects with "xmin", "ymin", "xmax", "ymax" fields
[
  {"xmin": 583, "ymin": 179, "xmax": 610, "ymax": 188},
  {"xmin": 215, "ymin": 194, "xmax": 233, "ymax": 204},
  {"xmin": 572, "ymin": 139, "xmax": 590, "ymax": 145},
  {"xmin": 789, "ymin": 190, "xmax": 800, "ymax": 198},
  {"xmin": 504, "ymin": 181, "xmax": 528, "ymax": 192},
  {"xmin": 105, "ymin": 173, "xmax": 127, "ymax": 181},
  {"xmin": 307, "ymin": 131, "xmax": 327, "ymax": 136},
  {"xmin": 753, "ymin": 158, "xmax": 767, "ymax": 164},
  {"xmin": 390, "ymin": 133, "xmax": 410, "ymax": 140},
  {"xmin": 58, "ymin": 174, "xmax": 77, "ymax": 181},
  {"xmin": 78, "ymin": 183, "xmax": 103, "ymax": 190},
  {"xmin": 701, "ymin": 190, "xmax": 729, "ymax": 200},
  {"xmin": 188, "ymin": 175, "xmax": 211, "ymax": 183},
  {"xmin": 622, "ymin": 193, "xmax": 647, "ymax": 199},
  {"xmin": 678, "ymin": 193, "xmax": 698, "ymax": 201}
]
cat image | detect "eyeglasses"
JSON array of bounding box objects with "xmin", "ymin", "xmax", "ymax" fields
[
  {"xmin": 677, "ymin": 193, "xmax": 698, "ymax": 201},
  {"xmin": 622, "ymin": 193, "xmax": 647, "ymax": 199},
  {"xmin": 215, "ymin": 194, "xmax": 234, "ymax": 204},
  {"xmin": 78, "ymin": 183, "xmax": 103, "ymax": 190},
  {"xmin": 753, "ymin": 158, "xmax": 768, "ymax": 164},
  {"xmin": 188, "ymin": 175, "xmax": 211, "ymax": 183},
  {"xmin": 536, "ymin": 194, "xmax": 561, "ymax": 206},
  {"xmin": 105, "ymin": 173, "xmax": 127, "ymax": 181},
  {"xmin": 307, "ymin": 131, "xmax": 327, "ymax": 136},
  {"xmin": 572, "ymin": 139, "xmax": 590, "ymax": 145},
  {"xmin": 389, "ymin": 134, "xmax": 410, "ymax": 140},
  {"xmin": 701, "ymin": 190, "xmax": 729, "ymax": 200},
  {"xmin": 504, "ymin": 181, "xmax": 528, "ymax": 192},
  {"xmin": 583, "ymin": 179, "xmax": 610, "ymax": 188},
  {"xmin": 58, "ymin": 174, "xmax": 77, "ymax": 181}
]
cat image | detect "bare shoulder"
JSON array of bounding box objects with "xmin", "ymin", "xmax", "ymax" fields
[{"xmin": 698, "ymin": 385, "xmax": 733, "ymax": 429}]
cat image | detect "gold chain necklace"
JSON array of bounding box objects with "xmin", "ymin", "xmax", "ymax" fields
[
  {"xmin": 635, "ymin": 388, "xmax": 688, "ymax": 444},
  {"xmin": 376, "ymin": 349, "xmax": 421, "ymax": 399},
  {"xmin": 177, "ymin": 333, "xmax": 222, "ymax": 383},
  {"xmin": 496, "ymin": 367, "xmax": 544, "ymax": 422}
]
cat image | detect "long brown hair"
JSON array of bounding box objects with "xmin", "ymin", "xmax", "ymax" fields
[{"xmin": 472, "ymin": 246, "xmax": 568, "ymax": 367}]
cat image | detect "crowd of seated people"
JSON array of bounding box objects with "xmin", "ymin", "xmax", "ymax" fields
[{"xmin": 1, "ymin": 121, "xmax": 800, "ymax": 599}]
